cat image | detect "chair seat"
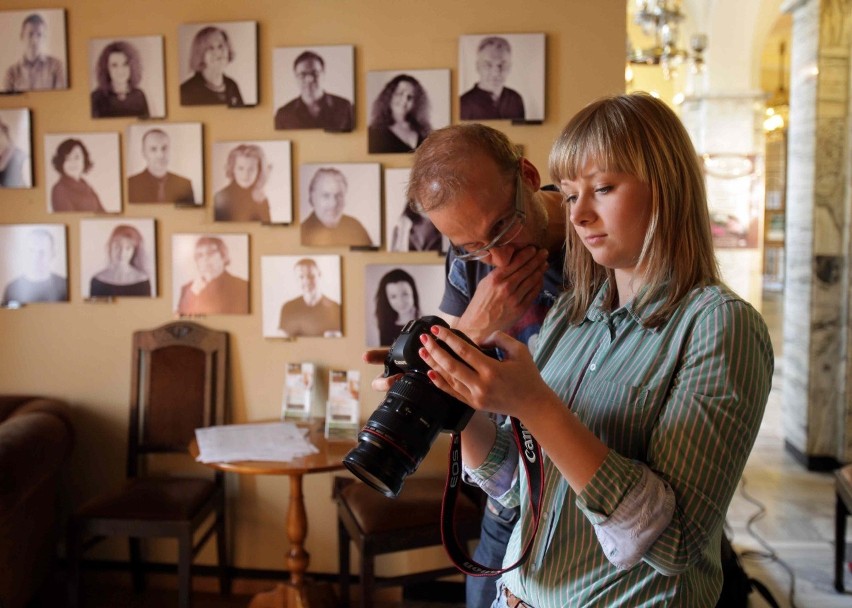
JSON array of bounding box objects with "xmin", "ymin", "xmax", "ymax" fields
[
  {"xmin": 76, "ymin": 477, "xmax": 215, "ymax": 521},
  {"xmin": 340, "ymin": 477, "xmax": 481, "ymax": 536}
]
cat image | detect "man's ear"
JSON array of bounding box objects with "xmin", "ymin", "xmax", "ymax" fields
[{"xmin": 520, "ymin": 157, "xmax": 541, "ymax": 191}]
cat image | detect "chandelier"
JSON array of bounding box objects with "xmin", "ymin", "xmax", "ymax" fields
[{"xmin": 628, "ymin": 0, "xmax": 707, "ymax": 81}]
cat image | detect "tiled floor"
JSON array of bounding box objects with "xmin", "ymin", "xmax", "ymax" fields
[
  {"xmin": 63, "ymin": 291, "xmax": 852, "ymax": 608},
  {"xmin": 725, "ymin": 290, "xmax": 852, "ymax": 607}
]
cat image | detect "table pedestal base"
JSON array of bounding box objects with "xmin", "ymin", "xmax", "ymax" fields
[{"xmin": 248, "ymin": 581, "xmax": 339, "ymax": 608}]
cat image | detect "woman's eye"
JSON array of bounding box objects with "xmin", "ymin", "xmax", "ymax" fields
[
  {"xmin": 595, "ymin": 185, "xmax": 613, "ymax": 194},
  {"xmin": 562, "ymin": 194, "xmax": 577, "ymax": 206}
]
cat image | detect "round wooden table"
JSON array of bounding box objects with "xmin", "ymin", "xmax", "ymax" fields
[{"xmin": 191, "ymin": 421, "xmax": 355, "ymax": 608}]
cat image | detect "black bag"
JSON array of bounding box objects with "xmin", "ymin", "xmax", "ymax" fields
[{"xmin": 715, "ymin": 533, "xmax": 780, "ymax": 608}]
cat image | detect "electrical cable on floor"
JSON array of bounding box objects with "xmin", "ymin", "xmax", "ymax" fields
[{"xmin": 732, "ymin": 474, "xmax": 798, "ymax": 608}]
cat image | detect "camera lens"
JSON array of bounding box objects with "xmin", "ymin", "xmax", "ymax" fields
[{"xmin": 343, "ymin": 373, "xmax": 452, "ymax": 497}]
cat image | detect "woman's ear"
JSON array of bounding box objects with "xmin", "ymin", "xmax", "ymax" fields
[{"xmin": 520, "ymin": 157, "xmax": 541, "ymax": 191}]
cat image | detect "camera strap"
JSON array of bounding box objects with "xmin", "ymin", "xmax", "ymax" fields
[{"xmin": 440, "ymin": 416, "xmax": 544, "ymax": 576}]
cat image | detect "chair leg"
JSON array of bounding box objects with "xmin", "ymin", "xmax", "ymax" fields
[
  {"xmin": 178, "ymin": 532, "xmax": 193, "ymax": 608},
  {"xmin": 66, "ymin": 521, "xmax": 82, "ymax": 608},
  {"xmin": 129, "ymin": 538, "xmax": 145, "ymax": 593},
  {"xmin": 360, "ymin": 549, "xmax": 375, "ymax": 608},
  {"xmin": 216, "ymin": 496, "xmax": 231, "ymax": 595},
  {"xmin": 836, "ymin": 492, "xmax": 849, "ymax": 592},
  {"xmin": 338, "ymin": 520, "xmax": 350, "ymax": 608}
]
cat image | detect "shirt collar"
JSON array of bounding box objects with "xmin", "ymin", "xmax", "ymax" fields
[{"xmin": 583, "ymin": 281, "xmax": 668, "ymax": 331}]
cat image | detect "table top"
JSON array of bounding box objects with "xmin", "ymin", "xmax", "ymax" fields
[{"xmin": 190, "ymin": 420, "xmax": 355, "ymax": 476}]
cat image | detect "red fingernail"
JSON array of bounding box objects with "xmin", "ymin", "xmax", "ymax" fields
[
  {"xmin": 419, "ymin": 347, "xmax": 428, "ymax": 358},
  {"xmin": 420, "ymin": 334, "xmax": 428, "ymax": 344},
  {"xmin": 431, "ymin": 325, "xmax": 439, "ymax": 334}
]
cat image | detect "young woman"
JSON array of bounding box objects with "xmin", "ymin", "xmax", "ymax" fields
[
  {"xmin": 368, "ymin": 74, "xmax": 431, "ymax": 154},
  {"xmin": 90, "ymin": 224, "xmax": 151, "ymax": 297},
  {"xmin": 90, "ymin": 40, "xmax": 150, "ymax": 118},
  {"xmin": 374, "ymin": 268, "xmax": 421, "ymax": 346},
  {"xmin": 418, "ymin": 93, "xmax": 774, "ymax": 607},
  {"xmin": 213, "ymin": 144, "xmax": 271, "ymax": 222},
  {"xmin": 50, "ymin": 138, "xmax": 105, "ymax": 213}
]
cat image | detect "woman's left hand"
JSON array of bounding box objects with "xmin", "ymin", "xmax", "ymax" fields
[{"xmin": 419, "ymin": 324, "xmax": 555, "ymax": 420}]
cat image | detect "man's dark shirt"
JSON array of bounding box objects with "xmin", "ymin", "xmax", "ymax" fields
[
  {"xmin": 128, "ymin": 169, "xmax": 195, "ymax": 204},
  {"xmin": 274, "ymin": 93, "xmax": 353, "ymax": 131},
  {"xmin": 460, "ymin": 84, "xmax": 525, "ymax": 121}
]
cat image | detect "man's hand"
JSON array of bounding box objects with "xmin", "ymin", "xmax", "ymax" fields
[
  {"xmin": 456, "ymin": 246, "xmax": 549, "ymax": 343},
  {"xmin": 362, "ymin": 348, "xmax": 401, "ymax": 392}
]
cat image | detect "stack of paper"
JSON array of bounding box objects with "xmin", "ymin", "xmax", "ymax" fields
[{"xmin": 195, "ymin": 422, "xmax": 319, "ymax": 463}]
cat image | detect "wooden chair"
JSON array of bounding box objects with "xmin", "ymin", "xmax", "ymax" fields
[
  {"xmin": 67, "ymin": 321, "xmax": 230, "ymax": 608},
  {"xmin": 835, "ymin": 463, "xmax": 852, "ymax": 592},
  {"xmin": 334, "ymin": 476, "xmax": 482, "ymax": 608}
]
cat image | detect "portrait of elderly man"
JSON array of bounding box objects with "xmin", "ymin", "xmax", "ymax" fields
[
  {"xmin": 175, "ymin": 235, "xmax": 248, "ymax": 315},
  {"xmin": 274, "ymin": 47, "xmax": 354, "ymax": 131},
  {"xmin": 3, "ymin": 12, "xmax": 66, "ymax": 92},
  {"xmin": 299, "ymin": 166, "xmax": 376, "ymax": 248},
  {"xmin": 460, "ymin": 36, "xmax": 524, "ymax": 121}
]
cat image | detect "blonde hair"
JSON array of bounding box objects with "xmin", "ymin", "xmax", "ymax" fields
[{"xmin": 549, "ymin": 92, "xmax": 719, "ymax": 327}]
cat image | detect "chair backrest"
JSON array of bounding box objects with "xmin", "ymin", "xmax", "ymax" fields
[{"xmin": 127, "ymin": 321, "xmax": 228, "ymax": 478}]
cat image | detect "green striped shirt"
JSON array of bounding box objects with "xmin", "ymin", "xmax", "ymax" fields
[{"xmin": 472, "ymin": 282, "xmax": 774, "ymax": 607}]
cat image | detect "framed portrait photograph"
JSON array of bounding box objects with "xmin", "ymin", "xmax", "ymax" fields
[
  {"xmin": 178, "ymin": 20, "xmax": 257, "ymax": 107},
  {"xmin": 458, "ymin": 33, "xmax": 546, "ymax": 122},
  {"xmin": 364, "ymin": 263, "xmax": 445, "ymax": 347},
  {"xmin": 384, "ymin": 167, "xmax": 444, "ymax": 253},
  {"xmin": 44, "ymin": 132, "xmax": 121, "ymax": 214},
  {"xmin": 366, "ymin": 69, "xmax": 450, "ymax": 154},
  {"xmin": 126, "ymin": 122, "xmax": 203, "ymax": 205},
  {"xmin": 299, "ymin": 163, "xmax": 381, "ymax": 248},
  {"xmin": 273, "ymin": 45, "xmax": 354, "ymax": 132},
  {"xmin": 89, "ymin": 35, "xmax": 165, "ymax": 119},
  {"xmin": 261, "ymin": 254, "xmax": 342, "ymax": 339},
  {"xmin": 79, "ymin": 218, "xmax": 157, "ymax": 299},
  {"xmin": 171, "ymin": 233, "xmax": 249, "ymax": 316},
  {"xmin": 211, "ymin": 140, "xmax": 292, "ymax": 224},
  {"xmin": 0, "ymin": 108, "xmax": 33, "ymax": 189},
  {"xmin": 0, "ymin": 9, "xmax": 67, "ymax": 93},
  {"xmin": 0, "ymin": 223, "xmax": 68, "ymax": 306}
]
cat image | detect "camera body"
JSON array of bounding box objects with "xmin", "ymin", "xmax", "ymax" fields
[{"xmin": 343, "ymin": 315, "xmax": 492, "ymax": 498}]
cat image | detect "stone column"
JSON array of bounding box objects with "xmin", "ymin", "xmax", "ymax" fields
[{"xmin": 782, "ymin": 0, "xmax": 852, "ymax": 467}]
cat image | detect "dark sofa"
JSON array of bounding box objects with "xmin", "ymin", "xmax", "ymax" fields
[{"xmin": 0, "ymin": 395, "xmax": 74, "ymax": 608}]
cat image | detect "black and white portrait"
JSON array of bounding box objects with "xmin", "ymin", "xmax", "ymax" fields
[
  {"xmin": 273, "ymin": 45, "xmax": 354, "ymax": 132},
  {"xmin": 384, "ymin": 167, "xmax": 444, "ymax": 253},
  {"xmin": 458, "ymin": 33, "xmax": 545, "ymax": 122},
  {"xmin": 261, "ymin": 254, "xmax": 342, "ymax": 339},
  {"xmin": 299, "ymin": 163, "xmax": 381, "ymax": 248},
  {"xmin": 0, "ymin": 224, "xmax": 68, "ymax": 306},
  {"xmin": 79, "ymin": 218, "xmax": 157, "ymax": 299},
  {"xmin": 0, "ymin": 9, "xmax": 67, "ymax": 93},
  {"xmin": 366, "ymin": 69, "xmax": 450, "ymax": 154},
  {"xmin": 44, "ymin": 132, "xmax": 121, "ymax": 214},
  {"xmin": 172, "ymin": 233, "xmax": 249, "ymax": 316},
  {"xmin": 0, "ymin": 108, "xmax": 32, "ymax": 189},
  {"xmin": 364, "ymin": 263, "xmax": 444, "ymax": 347},
  {"xmin": 211, "ymin": 140, "xmax": 292, "ymax": 224},
  {"xmin": 89, "ymin": 36, "xmax": 165, "ymax": 119},
  {"xmin": 178, "ymin": 21, "xmax": 257, "ymax": 107},
  {"xmin": 126, "ymin": 122, "xmax": 203, "ymax": 205}
]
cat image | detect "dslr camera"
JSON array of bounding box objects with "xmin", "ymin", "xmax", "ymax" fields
[{"xmin": 343, "ymin": 315, "xmax": 496, "ymax": 498}]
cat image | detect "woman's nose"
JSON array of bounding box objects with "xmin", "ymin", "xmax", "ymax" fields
[{"xmin": 569, "ymin": 194, "xmax": 594, "ymax": 226}]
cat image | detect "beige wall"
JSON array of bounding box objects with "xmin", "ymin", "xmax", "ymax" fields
[{"xmin": 0, "ymin": 0, "xmax": 624, "ymax": 575}]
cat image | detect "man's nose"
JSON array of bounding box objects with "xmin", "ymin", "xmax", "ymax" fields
[{"xmin": 486, "ymin": 244, "xmax": 516, "ymax": 267}]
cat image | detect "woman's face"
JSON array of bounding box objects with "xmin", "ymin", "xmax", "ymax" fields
[
  {"xmin": 385, "ymin": 281, "xmax": 415, "ymax": 317},
  {"xmin": 110, "ymin": 236, "xmax": 136, "ymax": 266},
  {"xmin": 390, "ymin": 81, "xmax": 416, "ymax": 122},
  {"xmin": 107, "ymin": 51, "xmax": 131, "ymax": 88},
  {"xmin": 63, "ymin": 145, "xmax": 86, "ymax": 180},
  {"xmin": 233, "ymin": 154, "xmax": 259, "ymax": 189},
  {"xmin": 203, "ymin": 32, "xmax": 229, "ymax": 73}
]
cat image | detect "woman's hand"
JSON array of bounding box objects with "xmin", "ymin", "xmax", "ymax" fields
[
  {"xmin": 362, "ymin": 348, "xmax": 402, "ymax": 392},
  {"xmin": 418, "ymin": 324, "xmax": 555, "ymax": 421}
]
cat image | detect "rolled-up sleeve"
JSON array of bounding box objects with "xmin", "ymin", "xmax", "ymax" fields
[{"xmin": 462, "ymin": 421, "xmax": 519, "ymax": 506}]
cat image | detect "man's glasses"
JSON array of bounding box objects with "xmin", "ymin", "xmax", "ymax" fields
[{"xmin": 451, "ymin": 173, "xmax": 526, "ymax": 262}]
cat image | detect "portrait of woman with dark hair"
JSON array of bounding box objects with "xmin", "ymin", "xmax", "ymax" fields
[
  {"xmin": 180, "ymin": 26, "xmax": 243, "ymax": 107},
  {"xmin": 368, "ymin": 74, "xmax": 432, "ymax": 154},
  {"xmin": 90, "ymin": 40, "xmax": 149, "ymax": 118},
  {"xmin": 0, "ymin": 116, "xmax": 26, "ymax": 188},
  {"xmin": 374, "ymin": 268, "xmax": 420, "ymax": 346},
  {"xmin": 50, "ymin": 138, "xmax": 105, "ymax": 213},
  {"xmin": 90, "ymin": 224, "xmax": 151, "ymax": 297},
  {"xmin": 214, "ymin": 144, "xmax": 270, "ymax": 222}
]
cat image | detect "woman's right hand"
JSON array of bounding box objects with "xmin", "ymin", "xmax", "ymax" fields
[{"xmin": 362, "ymin": 348, "xmax": 402, "ymax": 392}]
